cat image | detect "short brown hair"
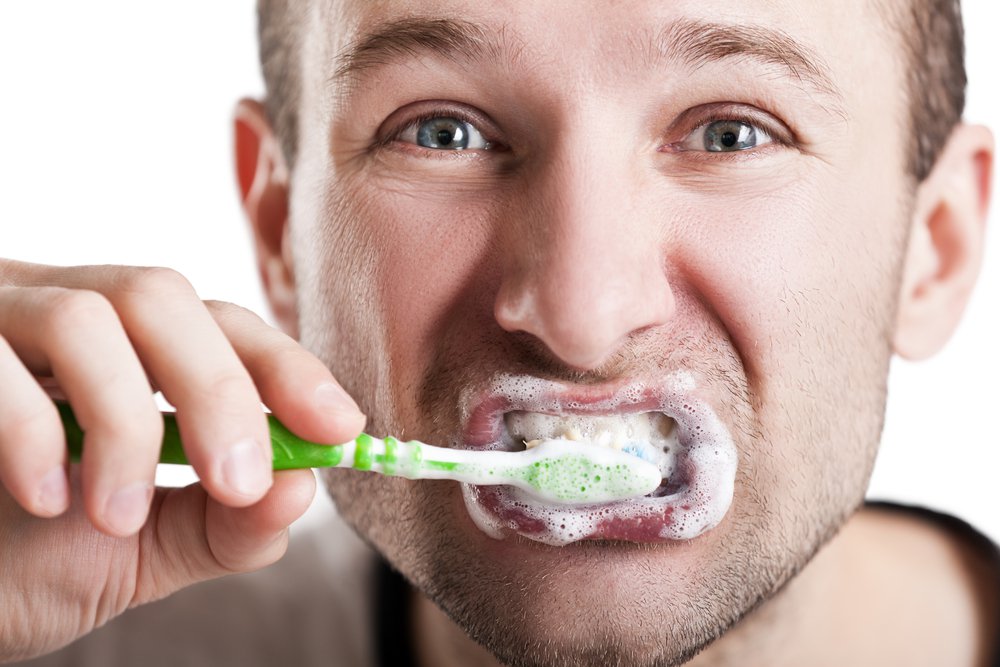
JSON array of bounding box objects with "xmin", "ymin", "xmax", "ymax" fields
[
  {"xmin": 877, "ymin": 0, "xmax": 967, "ymax": 181},
  {"xmin": 257, "ymin": 0, "xmax": 966, "ymax": 181},
  {"xmin": 257, "ymin": 0, "xmax": 303, "ymax": 170}
]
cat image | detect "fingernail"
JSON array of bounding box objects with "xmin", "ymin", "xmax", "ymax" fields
[
  {"xmin": 104, "ymin": 481, "xmax": 153, "ymax": 536},
  {"xmin": 222, "ymin": 439, "xmax": 272, "ymax": 497},
  {"xmin": 314, "ymin": 382, "xmax": 362, "ymax": 416},
  {"xmin": 37, "ymin": 466, "xmax": 69, "ymax": 516}
]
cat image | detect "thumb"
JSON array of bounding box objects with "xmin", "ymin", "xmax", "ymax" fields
[{"xmin": 134, "ymin": 468, "xmax": 316, "ymax": 606}]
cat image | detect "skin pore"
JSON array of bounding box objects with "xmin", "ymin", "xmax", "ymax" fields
[{"xmin": 236, "ymin": 0, "xmax": 994, "ymax": 665}]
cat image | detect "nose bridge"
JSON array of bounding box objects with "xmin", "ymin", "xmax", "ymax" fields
[{"xmin": 494, "ymin": 135, "xmax": 676, "ymax": 370}]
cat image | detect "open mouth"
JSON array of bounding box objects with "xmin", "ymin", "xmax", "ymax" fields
[
  {"xmin": 458, "ymin": 372, "xmax": 738, "ymax": 546},
  {"xmin": 503, "ymin": 411, "xmax": 685, "ymax": 498}
]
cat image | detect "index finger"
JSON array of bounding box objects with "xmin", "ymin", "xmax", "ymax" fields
[{"xmin": 205, "ymin": 301, "xmax": 367, "ymax": 445}]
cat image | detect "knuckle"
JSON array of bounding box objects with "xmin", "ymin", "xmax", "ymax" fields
[
  {"xmin": 211, "ymin": 532, "xmax": 287, "ymax": 574},
  {"xmin": 202, "ymin": 371, "xmax": 258, "ymax": 406},
  {"xmin": 0, "ymin": 262, "xmax": 13, "ymax": 287},
  {"xmin": 259, "ymin": 344, "xmax": 310, "ymax": 377},
  {"xmin": 0, "ymin": 258, "xmax": 34, "ymax": 287},
  {"xmin": 39, "ymin": 288, "xmax": 116, "ymax": 334},
  {"xmin": 112, "ymin": 266, "xmax": 194, "ymax": 300},
  {"xmin": 89, "ymin": 406, "xmax": 164, "ymax": 449},
  {"xmin": 0, "ymin": 403, "xmax": 58, "ymax": 450},
  {"xmin": 205, "ymin": 300, "xmax": 262, "ymax": 326}
]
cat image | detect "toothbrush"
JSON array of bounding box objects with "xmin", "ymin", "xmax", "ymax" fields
[{"xmin": 57, "ymin": 403, "xmax": 662, "ymax": 505}]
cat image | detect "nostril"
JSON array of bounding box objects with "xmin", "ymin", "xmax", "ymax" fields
[
  {"xmin": 494, "ymin": 292, "xmax": 614, "ymax": 367},
  {"xmin": 495, "ymin": 286, "xmax": 675, "ymax": 372}
]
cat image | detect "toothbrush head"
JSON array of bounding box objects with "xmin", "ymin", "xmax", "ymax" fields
[{"xmin": 511, "ymin": 439, "xmax": 662, "ymax": 505}]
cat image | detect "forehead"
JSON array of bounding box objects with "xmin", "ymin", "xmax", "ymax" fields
[
  {"xmin": 336, "ymin": 0, "xmax": 884, "ymax": 32},
  {"xmin": 309, "ymin": 0, "xmax": 904, "ymax": 139},
  {"xmin": 327, "ymin": 0, "xmax": 895, "ymax": 80}
]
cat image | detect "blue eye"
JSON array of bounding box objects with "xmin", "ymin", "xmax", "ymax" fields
[
  {"xmin": 401, "ymin": 116, "xmax": 490, "ymax": 150},
  {"xmin": 681, "ymin": 120, "xmax": 773, "ymax": 153}
]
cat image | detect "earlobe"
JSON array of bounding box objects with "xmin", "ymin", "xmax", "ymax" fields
[
  {"xmin": 233, "ymin": 99, "xmax": 298, "ymax": 337},
  {"xmin": 893, "ymin": 124, "xmax": 994, "ymax": 360}
]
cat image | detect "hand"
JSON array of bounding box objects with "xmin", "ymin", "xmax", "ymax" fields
[{"xmin": 0, "ymin": 259, "xmax": 365, "ymax": 662}]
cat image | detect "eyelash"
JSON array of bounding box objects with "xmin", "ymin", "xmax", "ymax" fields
[
  {"xmin": 663, "ymin": 107, "xmax": 795, "ymax": 158},
  {"xmin": 377, "ymin": 107, "xmax": 502, "ymax": 152},
  {"xmin": 376, "ymin": 104, "xmax": 794, "ymax": 158}
]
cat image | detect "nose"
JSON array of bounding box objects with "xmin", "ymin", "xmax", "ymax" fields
[{"xmin": 494, "ymin": 150, "xmax": 676, "ymax": 371}]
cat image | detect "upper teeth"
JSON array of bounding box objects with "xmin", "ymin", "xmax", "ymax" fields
[
  {"xmin": 506, "ymin": 411, "xmax": 674, "ymax": 448},
  {"xmin": 503, "ymin": 412, "xmax": 679, "ymax": 485}
]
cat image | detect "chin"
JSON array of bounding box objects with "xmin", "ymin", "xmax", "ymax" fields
[
  {"xmin": 425, "ymin": 530, "xmax": 749, "ymax": 667},
  {"xmin": 392, "ymin": 484, "xmax": 775, "ymax": 667}
]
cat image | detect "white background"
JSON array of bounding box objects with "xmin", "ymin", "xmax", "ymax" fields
[{"xmin": 1, "ymin": 3, "xmax": 997, "ymax": 539}]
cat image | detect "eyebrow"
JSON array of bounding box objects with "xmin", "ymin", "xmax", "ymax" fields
[
  {"xmin": 655, "ymin": 19, "xmax": 845, "ymax": 110},
  {"xmin": 331, "ymin": 16, "xmax": 845, "ymax": 111},
  {"xmin": 332, "ymin": 17, "xmax": 516, "ymax": 83}
]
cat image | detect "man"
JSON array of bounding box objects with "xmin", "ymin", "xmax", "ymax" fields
[{"xmin": 1, "ymin": 0, "xmax": 997, "ymax": 665}]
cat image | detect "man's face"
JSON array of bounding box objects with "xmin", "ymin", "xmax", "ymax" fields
[{"xmin": 288, "ymin": 0, "xmax": 911, "ymax": 663}]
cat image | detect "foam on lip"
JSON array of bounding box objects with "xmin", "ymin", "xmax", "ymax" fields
[{"xmin": 459, "ymin": 371, "xmax": 739, "ymax": 546}]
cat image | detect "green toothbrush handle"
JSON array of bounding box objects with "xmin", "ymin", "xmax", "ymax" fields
[
  {"xmin": 56, "ymin": 403, "xmax": 663, "ymax": 503},
  {"xmin": 57, "ymin": 402, "xmax": 345, "ymax": 470}
]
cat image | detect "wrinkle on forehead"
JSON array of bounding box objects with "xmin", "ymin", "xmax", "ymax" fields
[{"xmin": 325, "ymin": 9, "xmax": 845, "ymax": 115}]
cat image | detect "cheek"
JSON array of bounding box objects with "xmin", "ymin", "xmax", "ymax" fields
[
  {"xmin": 373, "ymin": 202, "xmax": 495, "ymax": 341},
  {"xmin": 672, "ymin": 166, "xmax": 907, "ymax": 516},
  {"xmin": 673, "ymin": 167, "xmax": 904, "ymax": 376},
  {"xmin": 319, "ymin": 177, "xmax": 501, "ymax": 425}
]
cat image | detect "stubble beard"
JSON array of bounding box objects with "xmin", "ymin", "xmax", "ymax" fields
[{"xmin": 316, "ymin": 304, "xmax": 885, "ymax": 667}]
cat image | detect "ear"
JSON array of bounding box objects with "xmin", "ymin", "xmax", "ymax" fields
[
  {"xmin": 893, "ymin": 124, "xmax": 994, "ymax": 360},
  {"xmin": 234, "ymin": 98, "xmax": 298, "ymax": 337}
]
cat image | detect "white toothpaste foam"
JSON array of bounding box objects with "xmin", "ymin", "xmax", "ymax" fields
[
  {"xmin": 508, "ymin": 411, "xmax": 677, "ymax": 478},
  {"xmin": 461, "ymin": 371, "xmax": 738, "ymax": 546}
]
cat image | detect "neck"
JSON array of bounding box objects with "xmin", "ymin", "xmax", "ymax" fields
[
  {"xmin": 412, "ymin": 588, "xmax": 503, "ymax": 667},
  {"xmin": 687, "ymin": 515, "xmax": 858, "ymax": 666},
  {"xmin": 691, "ymin": 506, "xmax": 986, "ymax": 666}
]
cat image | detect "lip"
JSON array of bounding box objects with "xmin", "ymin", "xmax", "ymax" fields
[{"xmin": 456, "ymin": 371, "xmax": 739, "ymax": 546}]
